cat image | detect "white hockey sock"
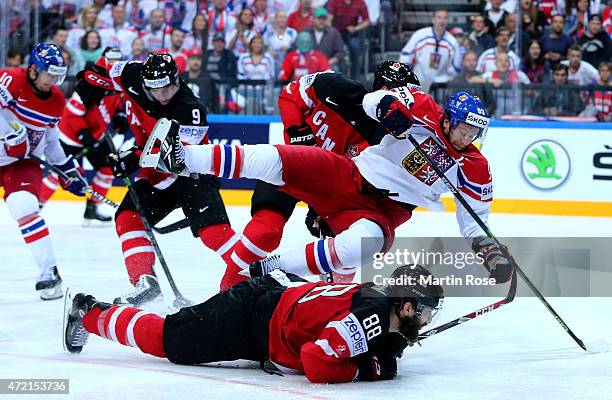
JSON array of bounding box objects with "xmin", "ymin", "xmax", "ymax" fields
[
  {"xmin": 274, "ymin": 219, "xmax": 385, "ymax": 276},
  {"xmin": 185, "ymin": 144, "xmax": 284, "ymax": 185}
]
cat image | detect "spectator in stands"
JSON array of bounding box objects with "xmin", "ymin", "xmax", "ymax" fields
[
  {"xmin": 61, "ymin": 49, "xmax": 78, "ymax": 78},
  {"xmin": 227, "ymin": 8, "xmax": 258, "ymax": 57},
  {"xmin": 484, "ymin": 0, "xmax": 509, "ymax": 32},
  {"xmin": 288, "ymin": 0, "xmax": 314, "ymax": 32},
  {"xmin": 92, "ymin": 0, "xmax": 113, "ymax": 27},
  {"xmin": 596, "ymin": 61, "xmax": 611, "ymax": 85},
  {"xmin": 521, "ymin": 40, "xmax": 551, "ymax": 83},
  {"xmin": 578, "ymin": 14, "xmax": 612, "ymax": 68},
  {"xmin": 483, "ymin": 51, "xmax": 530, "ymax": 116},
  {"xmin": 50, "ymin": 27, "xmax": 69, "ymax": 50},
  {"xmin": 79, "ymin": 30, "xmax": 104, "ymax": 66},
  {"xmin": 181, "ymin": 47, "xmax": 206, "ymax": 98},
  {"xmin": 124, "ymin": 0, "xmax": 151, "ymax": 30},
  {"xmin": 562, "ymin": 44, "xmax": 600, "ymax": 84},
  {"xmin": 184, "ymin": 13, "xmax": 209, "ymax": 52},
  {"xmin": 400, "ymin": 9, "xmax": 461, "ymax": 92},
  {"xmin": 270, "ymin": 0, "xmax": 300, "ymax": 15},
  {"xmin": 99, "ymin": 5, "xmax": 138, "ymax": 56},
  {"xmin": 505, "ymin": 12, "xmax": 530, "ymax": 56},
  {"xmin": 541, "ymin": 14, "xmax": 574, "ymax": 67},
  {"xmin": 303, "ymin": 8, "xmax": 346, "ymax": 72},
  {"xmin": 589, "ymin": 61, "xmax": 611, "ymax": 121},
  {"xmin": 204, "ymin": 33, "xmax": 238, "ymax": 80},
  {"xmin": 67, "ymin": 5, "xmax": 100, "ymax": 52},
  {"xmin": 565, "ymin": 0, "xmax": 590, "ymax": 39},
  {"xmin": 543, "ymin": 63, "xmax": 584, "ymax": 116},
  {"xmin": 237, "ymin": 35, "xmax": 276, "ymax": 80},
  {"xmin": 468, "ymin": 15, "xmax": 496, "ymax": 55},
  {"xmin": 161, "ymin": 28, "xmax": 188, "ymax": 73},
  {"xmin": 253, "ymin": 0, "xmax": 272, "ymax": 34},
  {"xmin": 6, "ymin": 48, "xmax": 24, "ymax": 68},
  {"xmin": 450, "ymin": 27, "xmax": 471, "ymax": 60},
  {"xmin": 141, "ymin": 8, "xmax": 172, "ymax": 53},
  {"xmin": 279, "ymin": 31, "xmax": 330, "ymax": 80},
  {"xmin": 327, "ymin": 0, "xmax": 371, "ymax": 79},
  {"xmin": 477, "ymin": 26, "xmax": 521, "ymax": 73},
  {"xmin": 520, "ymin": 0, "xmax": 547, "ymax": 40},
  {"xmin": 208, "ymin": 0, "xmax": 238, "ymax": 49},
  {"xmin": 453, "ymin": 50, "xmax": 487, "ymax": 83},
  {"xmin": 129, "ymin": 37, "xmax": 149, "ymax": 61},
  {"xmin": 264, "ymin": 11, "xmax": 298, "ymax": 75}
]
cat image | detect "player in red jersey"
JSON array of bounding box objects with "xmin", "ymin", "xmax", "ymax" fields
[
  {"xmin": 74, "ymin": 53, "xmax": 241, "ymax": 306},
  {"xmin": 216, "ymin": 62, "xmax": 421, "ymax": 291},
  {"xmin": 149, "ymin": 85, "xmax": 515, "ymax": 285},
  {"xmin": 64, "ymin": 264, "xmax": 443, "ymax": 383},
  {"xmin": 39, "ymin": 48, "xmax": 128, "ymax": 225},
  {"xmin": 0, "ymin": 43, "xmax": 87, "ymax": 300}
]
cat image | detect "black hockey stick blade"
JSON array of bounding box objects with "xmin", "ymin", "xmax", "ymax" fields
[{"xmin": 152, "ymin": 217, "xmax": 191, "ymax": 234}]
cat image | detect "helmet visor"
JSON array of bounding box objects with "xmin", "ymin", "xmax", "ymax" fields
[{"xmin": 39, "ymin": 66, "xmax": 67, "ymax": 86}]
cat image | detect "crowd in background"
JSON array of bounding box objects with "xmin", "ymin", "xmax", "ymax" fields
[{"xmin": 3, "ymin": 0, "xmax": 612, "ymax": 119}]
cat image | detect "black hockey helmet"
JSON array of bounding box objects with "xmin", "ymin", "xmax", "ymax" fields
[
  {"xmin": 142, "ymin": 53, "xmax": 179, "ymax": 89},
  {"xmin": 373, "ymin": 61, "xmax": 421, "ymax": 91},
  {"xmin": 384, "ymin": 264, "xmax": 443, "ymax": 322}
]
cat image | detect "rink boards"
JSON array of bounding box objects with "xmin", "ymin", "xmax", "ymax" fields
[{"xmin": 23, "ymin": 117, "xmax": 612, "ymax": 217}]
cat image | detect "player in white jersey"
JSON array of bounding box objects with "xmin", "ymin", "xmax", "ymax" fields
[
  {"xmin": 0, "ymin": 44, "xmax": 86, "ymax": 300},
  {"xmin": 399, "ymin": 10, "xmax": 461, "ymax": 91},
  {"xmin": 145, "ymin": 88, "xmax": 514, "ymax": 285}
]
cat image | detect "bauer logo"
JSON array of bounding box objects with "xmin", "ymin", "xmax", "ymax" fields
[{"xmin": 521, "ymin": 140, "xmax": 570, "ymax": 190}]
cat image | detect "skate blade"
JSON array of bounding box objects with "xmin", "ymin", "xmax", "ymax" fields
[
  {"xmin": 39, "ymin": 285, "xmax": 63, "ymax": 300},
  {"xmin": 82, "ymin": 219, "xmax": 112, "ymax": 228},
  {"xmin": 62, "ymin": 288, "xmax": 72, "ymax": 352}
]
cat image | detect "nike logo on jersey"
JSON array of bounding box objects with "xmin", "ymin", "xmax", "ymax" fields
[
  {"xmin": 20, "ymin": 182, "xmax": 30, "ymax": 186},
  {"xmin": 422, "ymin": 115, "xmax": 435, "ymax": 125},
  {"xmin": 17, "ymin": 97, "xmax": 27, "ymax": 103},
  {"xmin": 199, "ymin": 206, "xmax": 209, "ymax": 213},
  {"xmin": 325, "ymin": 97, "xmax": 339, "ymax": 107},
  {"xmin": 127, "ymin": 87, "xmax": 139, "ymax": 96}
]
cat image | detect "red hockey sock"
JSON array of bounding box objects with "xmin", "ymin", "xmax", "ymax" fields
[
  {"xmin": 198, "ymin": 223, "xmax": 240, "ymax": 265},
  {"xmin": 116, "ymin": 210, "xmax": 155, "ymax": 285},
  {"xmin": 90, "ymin": 167, "xmax": 113, "ymax": 204},
  {"xmin": 39, "ymin": 173, "xmax": 59, "ymax": 204},
  {"xmin": 231, "ymin": 208, "xmax": 287, "ymax": 269},
  {"xmin": 83, "ymin": 305, "xmax": 166, "ymax": 358}
]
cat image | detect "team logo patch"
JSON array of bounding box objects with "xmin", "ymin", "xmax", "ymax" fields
[
  {"xmin": 345, "ymin": 144, "xmax": 360, "ymax": 158},
  {"xmin": 458, "ymin": 94, "xmax": 469, "ymax": 101},
  {"xmin": 27, "ymin": 128, "xmax": 45, "ymax": 148},
  {"xmin": 402, "ymin": 137, "xmax": 454, "ymax": 185}
]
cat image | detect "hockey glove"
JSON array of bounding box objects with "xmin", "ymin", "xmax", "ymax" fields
[
  {"xmin": 305, "ymin": 206, "xmax": 335, "ymax": 238},
  {"xmin": 112, "ymin": 111, "xmax": 129, "ymax": 134},
  {"xmin": 2, "ymin": 121, "xmax": 29, "ymax": 159},
  {"xmin": 377, "ymin": 332, "xmax": 411, "ymax": 359},
  {"xmin": 286, "ymin": 123, "xmax": 315, "ymax": 146},
  {"xmin": 108, "ymin": 147, "xmax": 140, "ymax": 178},
  {"xmin": 76, "ymin": 64, "xmax": 114, "ymax": 91},
  {"xmin": 77, "ymin": 129, "xmax": 96, "ymax": 148},
  {"xmin": 73, "ymin": 79, "xmax": 106, "ymax": 109},
  {"xmin": 472, "ymin": 236, "xmax": 515, "ymax": 284},
  {"xmin": 376, "ymin": 95, "xmax": 414, "ymax": 138},
  {"xmin": 56, "ymin": 157, "xmax": 87, "ymax": 196},
  {"xmin": 357, "ymin": 353, "xmax": 397, "ymax": 381}
]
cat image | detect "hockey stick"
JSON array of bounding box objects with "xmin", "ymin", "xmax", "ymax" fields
[
  {"xmin": 104, "ymin": 132, "xmax": 193, "ymax": 308},
  {"xmin": 418, "ymin": 270, "xmax": 517, "ymax": 341},
  {"xmin": 31, "ymin": 155, "xmax": 120, "ymax": 208},
  {"xmin": 152, "ymin": 217, "xmax": 191, "ymax": 234},
  {"xmin": 406, "ymin": 132, "xmax": 587, "ymax": 351}
]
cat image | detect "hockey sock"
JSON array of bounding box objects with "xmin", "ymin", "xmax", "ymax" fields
[
  {"xmin": 185, "ymin": 144, "xmax": 284, "ymax": 185},
  {"xmin": 39, "ymin": 173, "xmax": 59, "ymax": 204},
  {"xmin": 271, "ymin": 219, "xmax": 385, "ymax": 277},
  {"xmin": 6, "ymin": 191, "xmax": 57, "ymax": 273},
  {"xmin": 116, "ymin": 210, "xmax": 155, "ymax": 285},
  {"xmin": 90, "ymin": 167, "xmax": 113, "ymax": 203},
  {"xmin": 231, "ymin": 209, "xmax": 287, "ymax": 269},
  {"xmin": 82, "ymin": 305, "xmax": 166, "ymax": 358},
  {"xmin": 197, "ymin": 223, "xmax": 240, "ymax": 265}
]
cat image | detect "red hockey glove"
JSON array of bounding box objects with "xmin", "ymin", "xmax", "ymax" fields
[
  {"xmin": 376, "ymin": 95, "xmax": 414, "ymax": 138},
  {"xmin": 2, "ymin": 121, "xmax": 29, "ymax": 159}
]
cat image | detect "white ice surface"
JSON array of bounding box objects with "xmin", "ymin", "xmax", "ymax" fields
[{"xmin": 1, "ymin": 202, "xmax": 611, "ymax": 400}]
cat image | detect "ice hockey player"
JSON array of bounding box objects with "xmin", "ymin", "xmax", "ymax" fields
[
  {"xmin": 0, "ymin": 43, "xmax": 87, "ymax": 300},
  {"xmin": 63, "ymin": 264, "xmax": 443, "ymax": 383},
  {"xmin": 149, "ymin": 88, "xmax": 515, "ymax": 285},
  {"xmin": 74, "ymin": 53, "xmax": 241, "ymax": 306},
  {"xmin": 39, "ymin": 47, "xmax": 128, "ymax": 225},
  {"xmin": 218, "ymin": 61, "xmax": 421, "ymax": 290}
]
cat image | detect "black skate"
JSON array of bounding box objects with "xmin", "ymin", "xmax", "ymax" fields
[
  {"xmin": 140, "ymin": 118, "xmax": 189, "ymax": 176},
  {"xmin": 36, "ymin": 266, "xmax": 63, "ymax": 300},
  {"xmin": 113, "ymin": 274, "xmax": 162, "ymax": 307},
  {"xmin": 62, "ymin": 290, "xmax": 111, "ymax": 353},
  {"xmin": 249, "ymin": 255, "xmax": 282, "ymax": 278},
  {"xmin": 82, "ymin": 201, "xmax": 112, "ymax": 226}
]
